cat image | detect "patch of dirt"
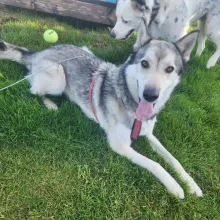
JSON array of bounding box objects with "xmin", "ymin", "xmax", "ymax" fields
[
  {"xmin": 0, "ymin": 5, "xmax": 19, "ymax": 25},
  {"xmin": 0, "ymin": 16, "xmax": 19, "ymax": 25},
  {"xmin": 93, "ymin": 41, "xmax": 108, "ymax": 48}
]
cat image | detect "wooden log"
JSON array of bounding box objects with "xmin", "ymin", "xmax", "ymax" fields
[{"xmin": 0, "ymin": 0, "xmax": 116, "ymax": 26}]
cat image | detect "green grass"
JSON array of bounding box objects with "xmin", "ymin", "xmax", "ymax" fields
[{"xmin": 0, "ymin": 6, "xmax": 220, "ymax": 220}]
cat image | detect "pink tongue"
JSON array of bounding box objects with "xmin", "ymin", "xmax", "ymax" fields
[{"xmin": 136, "ymin": 100, "xmax": 153, "ymax": 120}]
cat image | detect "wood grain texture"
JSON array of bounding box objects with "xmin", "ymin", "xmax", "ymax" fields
[{"xmin": 0, "ymin": 0, "xmax": 116, "ymax": 25}]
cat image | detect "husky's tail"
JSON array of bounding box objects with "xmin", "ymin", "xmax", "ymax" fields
[{"xmin": 0, "ymin": 39, "xmax": 33, "ymax": 68}]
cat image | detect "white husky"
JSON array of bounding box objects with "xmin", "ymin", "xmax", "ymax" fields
[
  {"xmin": 0, "ymin": 30, "xmax": 203, "ymax": 198},
  {"xmin": 111, "ymin": 0, "xmax": 220, "ymax": 68}
]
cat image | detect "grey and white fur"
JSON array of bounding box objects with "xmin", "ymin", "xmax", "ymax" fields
[
  {"xmin": 111, "ymin": 0, "xmax": 220, "ymax": 68},
  {"xmin": 0, "ymin": 31, "xmax": 203, "ymax": 198}
]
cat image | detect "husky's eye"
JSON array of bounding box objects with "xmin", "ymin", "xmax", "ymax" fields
[
  {"xmin": 166, "ymin": 66, "xmax": 174, "ymax": 73},
  {"xmin": 141, "ymin": 60, "xmax": 149, "ymax": 68}
]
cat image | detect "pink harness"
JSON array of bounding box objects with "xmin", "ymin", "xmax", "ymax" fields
[{"xmin": 89, "ymin": 79, "xmax": 99, "ymax": 122}]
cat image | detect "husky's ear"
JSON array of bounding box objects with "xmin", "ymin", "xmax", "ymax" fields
[
  {"xmin": 131, "ymin": 0, "xmax": 147, "ymax": 11},
  {"xmin": 175, "ymin": 31, "xmax": 199, "ymax": 62},
  {"xmin": 133, "ymin": 20, "xmax": 151, "ymax": 51}
]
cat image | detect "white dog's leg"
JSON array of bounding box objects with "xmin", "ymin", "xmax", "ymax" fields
[
  {"xmin": 146, "ymin": 134, "xmax": 203, "ymax": 197},
  {"xmin": 206, "ymin": 7, "xmax": 220, "ymax": 69},
  {"xmin": 134, "ymin": 25, "xmax": 146, "ymax": 51},
  {"xmin": 133, "ymin": 33, "xmax": 141, "ymax": 52},
  {"xmin": 207, "ymin": 49, "xmax": 220, "ymax": 69},
  {"xmin": 133, "ymin": 20, "xmax": 151, "ymax": 52},
  {"xmin": 107, "ymin": 124, "xmax": 184, "ymax": 199},
  {"xmin": 156, "ymin": 0, "xmax": 172, "ymax": 27},
  {"xmin": 196, "ymin": 18, "xmax": 207, "ymax": 57}
]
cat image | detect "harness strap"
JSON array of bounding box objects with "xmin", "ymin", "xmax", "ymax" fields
[{"xmin": 89, "ymin": 80, "xmax": 99, "ymax": 122}]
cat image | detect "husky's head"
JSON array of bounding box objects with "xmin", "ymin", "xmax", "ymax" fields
[
  {"xmin": 123, "ymin": 31, "xmax": 199, "ymax": 119},
  {"xmin": 111, "ymin": 0, "xmax": 156, "ymax": 40}
]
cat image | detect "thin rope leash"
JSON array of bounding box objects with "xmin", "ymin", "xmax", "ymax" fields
[{"xmin": 0, "ymin": 56, "xmax": 84, "ymax": 92}]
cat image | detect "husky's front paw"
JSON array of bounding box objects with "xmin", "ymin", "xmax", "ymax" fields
[
  {"xmin": 167, "ymin": 181, "xmax": 185, "ymax": 199},
  {"xmin": 155, "ymin": 164, "xmax": 185, "ymax": 199},
  {"xmin": 187, "ymin": 180, "xmax": 203, "ymax": 197},
  {"xmin": 182, "ymin": 173, "xmax": 203, "ymax": 197},
  {"xmin": 162, "ymin": 173, "xmax": 184, "ymax": 199}
]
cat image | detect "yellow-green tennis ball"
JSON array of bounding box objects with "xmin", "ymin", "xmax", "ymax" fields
[{"xmin": 43, "ymin": 30, "xmax": 58, "ymax": 43}]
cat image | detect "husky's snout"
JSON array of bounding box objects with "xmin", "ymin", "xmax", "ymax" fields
[{"xmin": 143, "ymin": 87, "xmax": 159, "ymax": 102}]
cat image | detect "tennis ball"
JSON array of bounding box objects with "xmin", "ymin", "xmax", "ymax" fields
[{"xmin": 43, "ymin": 30, "xmax": 58, "ymax": 43}]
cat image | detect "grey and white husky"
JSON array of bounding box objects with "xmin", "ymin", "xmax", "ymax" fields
[
  {"xmin": 0, "ymin": 31, "xmax": 203, "ymax": 198},
  {"xmin": 111, "ymin": 0, "xmax": 220, "ymax": 68}
]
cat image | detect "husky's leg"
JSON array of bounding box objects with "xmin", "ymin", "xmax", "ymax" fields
[
  {"xmin": 107, "ymin": 124, "xmax": 184, "ymax": 199},
  {"xmin": 206, "ymin": 8, "xmax": 220, "ymax": 69},
  {"xmin": 42, "ymin": 96, "xmax": 58, "ymax": 110},
  {"xmin": 0, "ymin": 40, "xmax": 32, "ymax": 66},
  {"xmin": 196, "ymin": 17, "xmax": 207, "ymax": 57},
  {"xmin": 30, "ymin": 62, "xmax": 66, "ymax": 110},
  {"xmin": 146, "ymin": 133, "xmax": 203, "ymax": 197}
]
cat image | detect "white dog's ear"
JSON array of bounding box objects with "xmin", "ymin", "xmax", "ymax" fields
[
  {"xmin": 133, "ymin": 20, "xmax": 151, "ymax": 51},
  {"xmin": 131, "ymin": 0, "xmax": 147, "ymax": 11},
  {"xmin": 175, "ymin": 31, "xmax": 199, "ymax": 62}
]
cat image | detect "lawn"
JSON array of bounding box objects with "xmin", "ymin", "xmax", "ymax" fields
[{"xmin": 0, "ymin": 6, "xmax": 219, "ymax": 220}]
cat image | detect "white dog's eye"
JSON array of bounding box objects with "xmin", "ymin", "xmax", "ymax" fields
[
  {"xmin": 121, "ymin": 17, "xmax": 129, "ymax": 24},
  {"xmin": 141, "ymin": 60, "xmax": 149, "ymax": 68},
  {"xmin": 166, "ymin": 66, "xmax": 174, "ymax": 73}
]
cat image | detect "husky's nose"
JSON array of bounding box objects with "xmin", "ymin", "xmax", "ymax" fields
[
  {"xmin": 143, "ymin": 87, "xmax": 159, "ymax": 102},
  {"xmin": 110, "ymin": 30, "xmax": 116, "ymax": 38}
]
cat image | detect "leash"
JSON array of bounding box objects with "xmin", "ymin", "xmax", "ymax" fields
[{"xmin": 0, "ymin": 56, "xmax": 84, "ymax": 92}]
